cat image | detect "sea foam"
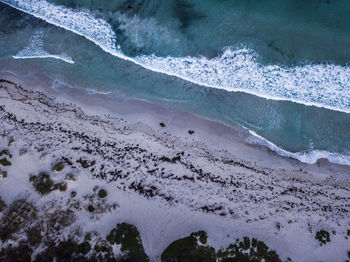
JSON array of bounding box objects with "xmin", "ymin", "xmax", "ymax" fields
[
  {"xmin": 13, "ymin": 30, "xmax": 75, "ymax": 64},
  {"xmin": 2, "ymin": 0, "xmax": 350, "ymax": 166},
  {"xmin": 246, "ymin": 129, "xmax": 350, "ymax": 166},
  {"xmin": 2, "ymin": 0, "xmax": 350, "ymax": 113}
]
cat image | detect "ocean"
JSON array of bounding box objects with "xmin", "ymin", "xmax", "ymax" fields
[{"xmin": 0, "ymin": 0, "xmax": 350, "ymax": 165}]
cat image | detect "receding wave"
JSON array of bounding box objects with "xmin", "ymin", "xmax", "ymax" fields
[
  {"xmin": 246, "ymin": 130, "xmax": 350, "ymax": 166},
  {"xmin": 2, "ymin": 0, "xmax": 350, "ymax": 113},
  {"xmin": 12, "ymin": 30, "xmax": 75, "ymax": 64}
]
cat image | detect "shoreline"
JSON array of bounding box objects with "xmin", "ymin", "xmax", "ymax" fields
[
  {"xmin": 0, "ymin": 73, "xmax": 350, "ymax": 261},
  {"xmin": 1, "ymin": 69, "xmax": 350, "ymax": 176}
]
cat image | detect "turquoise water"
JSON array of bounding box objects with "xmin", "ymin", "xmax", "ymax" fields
[{"xmin": 0, "ymin": 0, "xmax": 350, "ymax": 164}]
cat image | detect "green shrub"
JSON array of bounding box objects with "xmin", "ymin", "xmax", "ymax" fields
[
  {"xmin": 52, "ymin": 161, "xmax": 65, "ymax": 172},
  {"xmin": 315, "ymin": 230, "xmax": 330, "ymax": 246},
  {"xmin": 0, "ymin": 157, "xmax": 11, "ymax": 166},
  {"xmin": 98, "ymin": 189, "xmax": 107, "ymax": 198},
  {"xmin": 0, "ymin": 199, "xmax": 37, "ymax": 241},
  {"xmin": 191, "ymin": 231, "xmax": 208, "ymax": 245},
  {"xmin": 54, "ymin": 182, "xmax": 67, "ymax": 192},
  {"xmin": 26, "ymin": 226, "xmax": 42, "ymax": 247},
  {"xmin": 65, "ymin": 173, "xmax": 76, "ymax": 181},
  {"xmin": 0, "ymin": 196, "xmax": 6, "ymax": 212},
  {"xmin": 34, "ymin": 239, "xmax": 92, "ymax": 262},
  {"xmin": 94, "ymin": 239, "xmax": 112, "ymax": 253},
  {"xmin": 88, "ymin": 205, "xmax": 95, "ymax": 212},
  {"xmin": 217, "ymin": 237, "xmax": 281, "ymax": 262},
  {"xmin": 30, "ymin": 173, "xmax": 55, "ymax": 195},
  {"xmin": 76, "ymin": 241, "xmax": 91, "ymax": 255},
  {"xmin": 0, "ymin": 244, "xmax": 32, "ymax": 262},
  {"xmin": 107, "ymin": 223, "xmax": 149, "ymax": 262},
  {"xmin": 161, "ymin": 231, "xmax": 215, "ymax": 262},
  {"xmin": 0, "ymin": 149, "xmax": 12, "ymax": 158}
]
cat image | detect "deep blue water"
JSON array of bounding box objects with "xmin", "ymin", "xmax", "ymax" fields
[{"xmin": 0, "ymin": 0, "xmax": 350, "ymax": 164}]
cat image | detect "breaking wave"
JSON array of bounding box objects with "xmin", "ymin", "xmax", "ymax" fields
[
  {"xmin": 2, "ymin": 0, "xmax": 350, "ymax": 113},
  {"xmin": 246, "ymin": 130, "xmax": 350, "ymax": 166},
  {"xmin": 2, "ymin": 0, "xmax": 350, "ymax": 166}
]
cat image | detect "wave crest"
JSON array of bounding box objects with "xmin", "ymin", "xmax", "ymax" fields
[
  {"xmin": 246, "ymin": 130, "xmax": 350, "ymax": 166},
  {"xmin": 2, "ymin": 0, "xmax": 350, "ymax": 113}
]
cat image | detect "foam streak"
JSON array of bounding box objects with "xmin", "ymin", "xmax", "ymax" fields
[{"xmin": 2, "ymin": 0, "xmax": 350, "ymax": 113}]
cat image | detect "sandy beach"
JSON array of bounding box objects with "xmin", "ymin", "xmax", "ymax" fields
[{"xmin": 0, "ymin": 70, "xmax": 349, "ymax": 261}]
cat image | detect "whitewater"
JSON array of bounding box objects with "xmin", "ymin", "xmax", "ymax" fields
[
  {"xmin": 2, "ymin": 0, "xmax": 350, "ymax": 167},
  {"xmin": 12, "ymin": 30, "xmax": 75, "ymax": 64},
  {"xmin": 2, "ymin": 0, "xmax": 350, "ymax": 114}
]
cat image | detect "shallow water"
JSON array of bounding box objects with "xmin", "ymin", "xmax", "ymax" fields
[{"xmin": 0, "ymin": 0, "xmax": 349, "ymax": 165}]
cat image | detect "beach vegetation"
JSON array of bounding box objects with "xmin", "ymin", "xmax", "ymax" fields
[
  {"xmin": 26, "ymin": 226, "xmax": 42, "ymax": 247},
  {"xmin": 98, "ymin": 189, "xmax": 108, "ymax": 198},
  {"xmin": 0, "ymin": 199, "xmax": 37, "ymax": 241},
  {"xmin": 54, "ymin": 181, "xmax": 67, "ymax": 192},
  {"xmin": 0, "ymin": 196, "xmax": 6, "ymax": 212},
  {"xmin": 8, "ymin": 138, "xmax": 14, "ymax": 146},
  {"xmin": 276, "ymin": 222, "xmax": 281, "ymax": 231},
  {"xmin": 191, "ymin": 230, "xmax": 208, "ymax": 244},
  {"xmin": 35, "ymin": 239, "xmax": 92, "ymax": 262},
  {"xmin": 77, "ymin": 241, "xmax": 92, "ymax": 255},
  {"xmin": 94, "ymin": 239, "xmax": 113, "ymax": 253},
  {"xmin": 88, "ymin": 205, "xmax": 95, "ymax": 212},
  {"xmin": 0, "ymin": 170, "xmax": 7, "ymax": 179},
  {"xmin": 30, "ymin": 173, "xmax": 69, "ymax": 195},
  {"xmin": 0, "ymin": 157, "xmax": 11, "ymax": 166},
  {"xmin": 0, "ymin": 149, "xmax": 12, "ymax": 158},
  {"xmin": 30, "ymin": 172, "xmax": 55, "ymax": 195},
  {"xmin": 315, "ymin": 230, "xmax": 330, "ymax": 246},
  {"xmin": 161, "ymin": 231, "xmax": 216, "ymax": 262},
  {"xmin": 0, "ymin": 243, "xmax": 32, "ymax": 262},
  {"xmin": 217, "ymin": 236, "xmax": 282, "ymax": 262},
  {"xmin": 65, "ymin": 173, "xmax": 76, "ymax": 181},
  {"xmin": 107, "ymin": 222, "xmax": 149, "ymax": 262},
  {"xmin": 48, "ymin": 209, "xmax": 75, "ymax": 233},
  {"xmin": 52, "ymin": 161, "xmax": 65, "ymax": 172}
]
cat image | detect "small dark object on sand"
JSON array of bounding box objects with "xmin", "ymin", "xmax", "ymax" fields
[
  {"xmin": 160, "ymin": 122, "xmax": 166, "ymax": 127},
  {"xmin": 188, "ymin": 130, "xmax": 195, "ymax": 135}
]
